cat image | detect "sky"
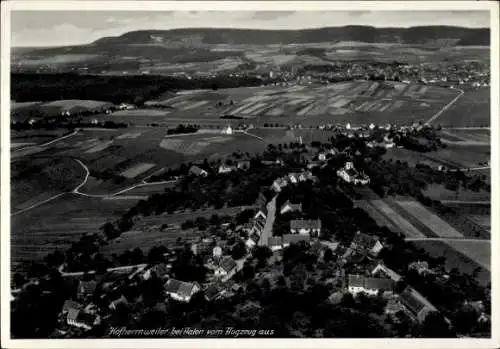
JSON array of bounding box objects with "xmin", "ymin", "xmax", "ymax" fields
[{"xmin": 11, "ymin": 10, "xmax": 490, "ymax": 47}]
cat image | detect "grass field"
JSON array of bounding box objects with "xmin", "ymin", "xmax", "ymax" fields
[
  {"xmin": 440, "ymin": 129, "xmax": 490, "ymax": 144},
  {"xmin": 11, "ymin": 157, "xmax": 85, "ymax": 210},
  {"xmin": 11, "ymin": 99, "xmax": 113, "ymax": 121},
  {"xmin": 120, "ymin": 163, "xmax": 156, "ymax": 179},
  {"xmin": 367, "ymin": 199, "xmax": 427, "ymax": 238},
  {"xmin": 423, "ymin": 184, "xmax": 491, "ymax": 202},
  {"xmin": 11, "ymin": 194, "xmax": 140, "ymax": 269},
  {"xmin": 396, "ymin": 200, "xmax": 464, "ymax": 238},
  {"xmin": 137, "ymin": 81, "xmax": 461, "ymax": 127},
  {"xmin": 433, "ymin": 89, "xmax": 490, "ymax": 127},
  {"xmin": 413, "ymin": 240, "xmax": 490, "ymax": 286}
]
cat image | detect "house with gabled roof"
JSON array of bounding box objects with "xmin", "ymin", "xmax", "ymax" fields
[
  {"xmin": 218, "ymin": 164, "xmax": 236, "ymax": 174},
  {"xmin": 268, "ymin": 236, "xmax": 284, "ymax": 251},
  {"xmin": 164, "ymin": 279, "xmax": 201, "ymax": 303},
  {"xmin": 62, "ymin": 300, "xmax": 83, "ymax": 314},
  {"xmin": 271, "ymin": 177, "xmax": 288, "ymax": 193},
  {"xmin": 280, "ymin": 200, "xmax": 302, "ymax": 215},
  {"xmin": 143, "ymin": 263, "xmax": 170, "ymax": 280},
  {"xmin": 189, "ymin": 165, "xmax": 208, "ymax": 177},
  {"xmin": 290, "ymin": 219, "xmax": 321, "ymax": 236},
  {"xmin": 282, "ymin": 234, "xmax": 311, "ymax": 247},
  {"xmin": 347, "ymin": 274, "xmax": 395, "ymax": 296},
  {"xmin": 214, "ymin": 256, "xmax": 238, "ymax": 280},
  {"xmin": 109, "ymin": 294, "xmax": 129, "ymax": 311},
  {"xmin": 399, "ymin": 286, "xmax": 438, "ymax": 323},
  {"xmin": 67, "ymin": 309, "xmax": 101, "ymax": 331},
  {"xmin": 351, "ymin": 231, "xmax": 384, "ymax": 256},
  {"xmin": 76, "ymin": 280, "xmax": 97, "ymax": 301},
  {"xmin": 371, "ymin": 263, "xmax": 402, "ymax": 282},
  {"xmin": 237, "ymin": 160, "xmax": 251, "ymax": 171}
]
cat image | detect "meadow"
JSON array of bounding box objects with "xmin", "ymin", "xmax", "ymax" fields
[
  {"xmin": 413, "ymin": 240, "xmax": 490, "ymax": 286},
  {"xmin": 138, "ymin": 81, "xmax": 460, "ymax": 127},
  {"xmin": 11, "ymin": 194, "xmax": 139, "ymax": 270},
  {"xmin": 433, "ymin": 88, "xmax": 490, "ymax": 127}
]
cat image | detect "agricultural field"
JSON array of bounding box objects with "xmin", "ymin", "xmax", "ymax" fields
[
  {"xmin": 99, "ymin": 228, "xmax": 200, "ymax": 257},
  {"xmin": 100, "ymin": 205, "xmax": 256, "ymax": 257},
  {"xmin": 11, "ymin": 156, "xmax": 85, "ymax": 211},
  {"xmin": 385, "ymin": 144, "xmax": 490, "ymax": 171},
  {"xmin": 11, "ymin": 129, "xmax": 70, "ymax": 146},
  {"xmin": 98, "ymin": 108, "xmax": 172, "ymax": 125},
  {"xmin": 423, "ymin": 184, "xmax": 491, "ymax": 202},
  {"xmin": 439, "ymin": 129, "xmax": 490, "ymax": 144},
  {"xmin": 363, "ymin": 199, "xmax": 427, "ymax": 239},
  {"xmin": 11, "ymin": 194, "xmax": 139, "ymax": 270},
  {"xmin": 433, "ymin": 88, "xmax": 490, "ymax": 127},
  {"xmin": 396, "ymin": 200, "xmax": 464, "ymax": 238},
  {"xmin": 11, "ymin": 127, "xmax": 272, "ymax": 196},
  {"xmin": 120, "ymin": 163, "xmax": 156, "ymax": 179},
  {"xmin": 140, "ymin": 81, "xmax": 460, "ymax": 127},
  {"xmin": 413, "ymin": 240, "xmax": 490, "ymax": 286},
  {"xmin": 11, "ymin": 99, "xmax": 113, "ymax": 121}
]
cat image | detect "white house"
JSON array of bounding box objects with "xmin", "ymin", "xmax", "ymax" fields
[
  {"xmin": 280, "ymin": 200, "xmax": 302, "ymax": 215},
  {"xmin": 218, "ymin": 164, "xmax": 235, "ymax": 174},
  {"xmin": 347, "ymin": 274, "xmax": 395, "ymax": 296},
  {"xmin": 189, "ymin": 165, "xmax": 208, "ymax": 177},
  {"xmin": 67, "ymin": 309, "xmax": 101, "ymax": 331},
  {"xmin": 164, "ymin": 279, "xmax": 201, "ymax": 303},
  {"xmin": 214, "ymin": 256, "xmax": 238, "ymax": 278},
  {"xmin": 222, "ymin": 125, "xmax": 233, "ymax": 135},
  {"xmin": 290, "ymin": 219, "xmax": 321, "ymax": 236},
  {"xmin": 371, "ymin": 263, "xmax": 402, "ymax": 282}
]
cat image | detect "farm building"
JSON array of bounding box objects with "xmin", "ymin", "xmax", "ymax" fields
[
  {"xmin": 350, "ymin": 231, "xmax": 384, "ymax": 256},
  {"xmin": 347, "ymin": 274, "xmax": 395, "ymax": 296},
  {"xmin": 280, "ymin": 200, "xmax": 302, "ymax": 215},
  {"xmin": 67, "ymin": 309, "xmax": 101, "ymax": 331},
  {"xmin": 76, "ymin": 280, "xmax": 98, "ymax": 301},
  {"xmin": 268, "ymin": 236, "xmax": 284, "ymax": 251},
  {"xmin": 237, "ymin": 160, "xmax": 251, "ymax": 171},
  {"xmin": 164, "ymin": 279, "xmax": 201, "ymax": 303},
  {"xmin": 143, "ymin": 263, "xmax": 170, "ymax": 280},
  {"xmin": 189, "ymin": 165, "xmax": 208, "ymax": 177},
  {"xmin": 371, "ymin": 263, "xmax": 402, "ymax": 282},
  {"xmin": 408, "ymin": 261, "xmax": 434, "ymax": 276},
  {"xmin": 214, "ymin": 256, "xmax": 238, "ymax": 281},
  {"xmin": 222, "ymin": 125, "xmax": 233, "ymax": 135},
  {"xmin": 290, "ymin": 219, "xmax": 322, "ymax": 236},
  {"xmin": 282, "ymin": 234, "xmax": 311, "ymax": 247},
  {"xmin": 399, "ymin": 287, "xmax": 438, "ymax": 323},
  {"xmin": 271, "ymin": 177, "xmax": 288, "ymax": 193},
  {"xmin": 218, "ymin": 164, "xmax": 236, "ymax": 174}
]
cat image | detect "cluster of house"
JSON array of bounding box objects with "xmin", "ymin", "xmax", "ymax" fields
[
  {"xmin": 336, "ymin": 161, "xmax": 370, "ymax": 185},
  {"xmin": 345, "ymin": 261, "xmax": 439, "ymax": 324},
  {"xmin": 271, "ymin": 170, "xmax": 317, "ymax": 193},
  {"xmin": 58, "ymin": 280, "xmax": 101, "ymax": 332},
  {"xmin": 187, "ymin": 159, "xmax": 252, "ymax": 177}
]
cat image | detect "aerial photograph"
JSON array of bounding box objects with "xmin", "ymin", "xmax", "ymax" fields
[{"xmin": 5, "ymin": 4, "xmax": 494, "ymax": 343}]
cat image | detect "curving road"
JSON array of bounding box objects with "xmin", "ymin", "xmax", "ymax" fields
[
  {"xmin": 11, "ymin": 159, "xmax": 177, "ymax": 216},
  {"xmin": 72, "ymin": 159, "xmax": 178, "ymax": 198}
]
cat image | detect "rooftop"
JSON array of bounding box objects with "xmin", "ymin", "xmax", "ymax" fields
[
  {"xmin": 164, "ymin": 279, "xmax": 199, "ymax": 298},
  {"xmin": 290, "ymin": 219, "xmax": 322, "ymax": 230},
  {"xmin": 283, "ymin": 234, "xmax": 311, "ymax": 244},
  {"xmin": 400, "ymin": 287, "xmax": 437, "ymax": 315}
]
